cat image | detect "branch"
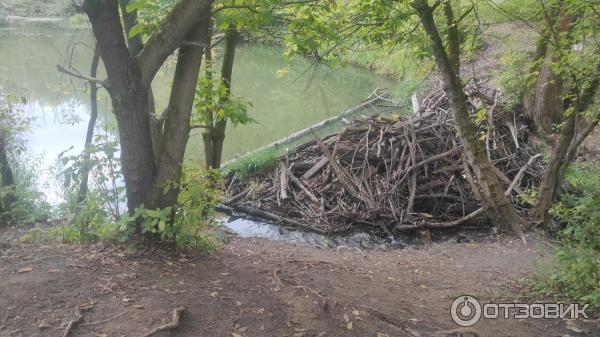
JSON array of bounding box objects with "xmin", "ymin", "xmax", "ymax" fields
[
  {"xmin": 138, "ymin": 0, "xmax": 211, "ymax": 84},
  {"xmin": 212, "ymin": 0, "xmax": 319, "ymax": 13},
  {"xmin": 190, "ymin": 124, "xmax": 212, "ymax": 129},
  {"xmin": 56, "ymin": 64, "xmax": 108, "ymax": 88}
]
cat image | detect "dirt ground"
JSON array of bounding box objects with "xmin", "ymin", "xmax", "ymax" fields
[{"xmin": 1, "ymin": 225, "xmax": 598, "ymax": 337}]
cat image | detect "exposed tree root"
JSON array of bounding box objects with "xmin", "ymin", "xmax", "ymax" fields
[{"xmin": 141, "ymin": 306, "xmax": 186, "ymax": 337}]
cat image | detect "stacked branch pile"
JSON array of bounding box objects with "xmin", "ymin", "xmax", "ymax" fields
[{"xmin": 224, "ymin": 87, "xmax": 543, "ymax": 236}]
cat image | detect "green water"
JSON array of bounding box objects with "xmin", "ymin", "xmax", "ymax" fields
[{"xmin": 0, "ymin": 18, "xmax": 403, "ymax": 171}]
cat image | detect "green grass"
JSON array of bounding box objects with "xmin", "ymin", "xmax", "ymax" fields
[
  {"xmin": 477, "ymin": 0, "xmax": 540, "ymax": 24},
  {"xmin": 223, "ymin": 147, "xmax": 281, "ymax": 179}
]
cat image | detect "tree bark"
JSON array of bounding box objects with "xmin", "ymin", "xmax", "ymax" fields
[
  {"xmin": 412, "ymin": 0, "xmax": 526, "ymax": 243},
  {"xmin": 211, "ymin": 25, "xmax": 238, "ymax": 169},
  {"xmin": 82, "ymin": 0, "xmax": 213, "ymax": 217},
  {"xmin": 77, "ymin": 48, "xmax": 101, "ymax": 204},
  {"xmin": 84, "ymin": 0, "xmax": 157, "ymax": 212},
  {"xmin": 202, "ymin": 20, "xmax": 216, "ymax": 169},
  {"xmin": 155, "ymin": 21, "xmax": 209, "ymax": 209},
  {"xmin": 523, "ymin": 8, "xmax": 573, "ymax": 134},
  {"xmin": 0, "ymin": 142, "xmax": 14, "ymax": 188},
  {"xmin": 532, "ymin": 73, "xmax": 600, "ymax": 222}
]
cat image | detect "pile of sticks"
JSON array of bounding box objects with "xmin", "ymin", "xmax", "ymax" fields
[{"xmin": 224, "ymin": 87, "xmax": 543, "ymax": 236}]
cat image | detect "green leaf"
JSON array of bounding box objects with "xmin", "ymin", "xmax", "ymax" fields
[{"xmin": 128, "ymin": 24, "xmax": 145, "ymax": 38}]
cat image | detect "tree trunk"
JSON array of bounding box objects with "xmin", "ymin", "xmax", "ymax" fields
[
  {"xmin": 412, "ymin": 0, "xmax": 526, "ymax": 243},
  {"xmin": 202, "ymin": 20, "xmax": 216, "ymax": 169},
  {"xmin": 524, "ymin": 50, "xmax": 564, "ymax": 133},
  {"xmin": 85, "ymin": 0, "xmax": 156, "ymax": 211},
  {"xmin": 531, "ymin": 113, "xmax": 576, "ymax": 222},
  {"xmin": 77, "ymin": 48, "xmax": 101, "ymax": 204},
  {"xmin": 532, "ymin": 73, "xmax": 600, "ymax": 222},
  {"xmin": 155, "ymin": 21, "xmax": 208, "ymax": 209},
  {"xmin": 0, "ymin": 139, "xmax": 16, "ymax": 213},
  {"xmin": 0, "ymin": 142, "xmax": 14, "ymax": 188},
  {"xmin": 208, "ymin": 25, "xmax": 239, "ymax": 169},
  {"xmin": 83, "ymin": 0, "xmax": 211, "ymax": 218},
  {"xmin": 523, "ymin": 10, "xmax": 573, "ymax": 134}
]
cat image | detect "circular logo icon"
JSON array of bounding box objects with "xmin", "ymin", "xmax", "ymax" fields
[{"xmin": 451, "ymin": 295, "xmax": 482, "ymax": 327}]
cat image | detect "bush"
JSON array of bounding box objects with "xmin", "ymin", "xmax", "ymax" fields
[
  {"xmin": 495, "ymin": 49, "xmax": 530, "ymax": 107},
  {"xmin": 531, "ymin": 163, "xmax": 600, "ymax": 307},
  {"xmin": 135, "ymin": 167, "xmax": 221, "ymax": 250}
]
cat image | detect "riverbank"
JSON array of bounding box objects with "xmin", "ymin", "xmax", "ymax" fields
[{"xmin": 0, "ymin": 0, "xmax": 74, "ymax": 17}]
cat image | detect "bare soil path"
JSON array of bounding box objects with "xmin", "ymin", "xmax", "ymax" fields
[{"xmin": 1, "ymin": 226, "xmax": 598, "ymax": 337}]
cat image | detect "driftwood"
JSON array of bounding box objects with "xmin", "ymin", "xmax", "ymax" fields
[{"xmin": 225, "ymin": 85, "xmax": 543, "ymax": 236}]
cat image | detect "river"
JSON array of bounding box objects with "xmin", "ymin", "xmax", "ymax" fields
[{"xmin": 0, "ymin": 17, "xmax": 405, "ymax": 202}]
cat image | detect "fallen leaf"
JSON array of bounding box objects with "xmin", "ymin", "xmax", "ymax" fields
[
  {"xmin": 122, "ymin": 297, "xmax": 134, "ymax": 302},
  {"xmin": 231, "ymin": 333, "xmax": 242, "ymax": 337},
  {"xmin": 352, "ymin": 310, "xmax": 360, "ymax": 316},
  {"xmin": 17, "ymin": 267, "xmax": 32, "ymax": 273},
  {"xmin": 210, "ymin": 292, "xmax": 218, "ymax": 298},
  {"xmin": 346, "ymin": 322, "xmax": 353, "ymax": 330},
  {"xmin": 132, "ymin": 305, "xmax": 144, "ymax": 309},
  {"xmin": 239, "ymin": 326, "xmax": 248, "ymax": 332},
  {"xmin": 48, "ymin": 269, "xmax": 61, "ymax": 273},
  {"xmin": 377, "ymin": 333, "xmax": 390, "ymax": 337}
]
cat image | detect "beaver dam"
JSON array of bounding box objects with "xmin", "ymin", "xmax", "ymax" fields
[{"xmin": 222, "ymin": 85, "xmax": 544, "ymax": 237}]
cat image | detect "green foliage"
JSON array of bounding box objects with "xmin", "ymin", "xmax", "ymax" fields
[
  {"xmin": 531, "ymin": 163, "xmax": 600, "ymax": 307},
  {"xmin": 0, "ymin": 154, "xmax": 53, "ymax": 223},
  {"xmin": 0, "ymin": 94, "xmax": 33, "ymax": 156},
  {"xmin": 0, "ymin": 94, "xmax": 51, "ymax": 223},
  {"xmin": 126, "ymin": 0, "xmax": 175, "ymax": 39},
  {"xmin": 223, "ymin": 147, "xmax": 279, "ymax": 178},
  {"xmin": 58, "ymin": 132, "xmax": 126, "ymax": 240},
  {"xmin": 193, "ymin": 76, "xmax": 255, "ymax": 127},
  {"xmin": 19, "ymin": 224, "xmax": 81, "ymax": 243},
  {"xmin": 495, "ymin": 49, "xmax": 529, "ymax": 106},
  {"xmin": 134, "ymin": 167, "xmax": 221, "ymax": 250}
]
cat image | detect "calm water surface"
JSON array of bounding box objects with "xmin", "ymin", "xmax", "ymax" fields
[{"xmin": 0, "ymin": 17, "xmax": 404, "ymax": 201}]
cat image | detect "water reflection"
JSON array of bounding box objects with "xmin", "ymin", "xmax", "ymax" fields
[{"xmin": 0, "ymin": 18, "xmax": 403, "ymax": 203}]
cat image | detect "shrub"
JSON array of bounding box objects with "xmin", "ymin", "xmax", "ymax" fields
[{"xmin": 530, "ymin": 163, "xmax": 600, "ymax": 307}]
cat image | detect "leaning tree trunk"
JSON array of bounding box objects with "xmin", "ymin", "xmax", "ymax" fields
[
  {"xmin": 532, "ymin": 73, "xmax": 600, "ymax": 222},
  {"xmin": 208, "ymin": 25, "xmax": 239, "ymax": 169},
  {"xmin": 412, "ymin": 0, "xmax": 526, "ymax": 243},
  {"xmin": 155, "ymin": 21, "xmax": 209, "ymax": 209},
  {"xmin": 77, "ymin": 48, "xmax": 101, "ymax": 204}
]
